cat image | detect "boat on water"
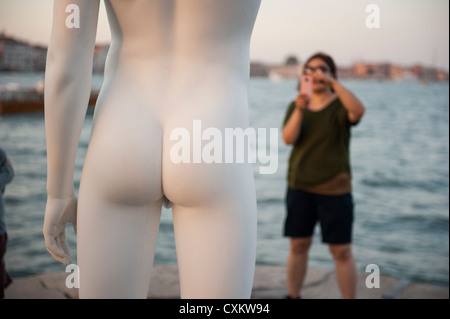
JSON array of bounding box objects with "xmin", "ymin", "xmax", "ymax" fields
[{"xmin": 0, "ymin": 84, "xmax": 98, "ymax": 114}]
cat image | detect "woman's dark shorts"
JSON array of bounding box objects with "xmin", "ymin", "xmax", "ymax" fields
[{"xmin": 284, "ymin": 188, "xmax": 354, "ymax": 244}]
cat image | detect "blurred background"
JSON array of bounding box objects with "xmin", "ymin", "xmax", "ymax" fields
[{"xmin": 0, "ymin": 0, "xmax": 448, "ymax": 288}]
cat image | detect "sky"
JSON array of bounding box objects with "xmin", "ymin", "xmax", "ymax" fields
[{"xmin": 0, "ymin": 0, "xmax": 448, "ymax": 70}]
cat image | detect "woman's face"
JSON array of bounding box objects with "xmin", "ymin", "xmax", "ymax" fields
[{"xmin": 304, "ymin": 58, "xmax": 332, "ymax": 93}]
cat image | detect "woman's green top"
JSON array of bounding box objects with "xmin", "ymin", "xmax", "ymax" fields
[{"xmin": 283, "ymin": 97, "xmax": 356, "ymax": 190}]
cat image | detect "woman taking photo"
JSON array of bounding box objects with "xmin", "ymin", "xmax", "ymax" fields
[{"xmin": 282, "ymin": 52, "xmax": 365, "ymax": 299}]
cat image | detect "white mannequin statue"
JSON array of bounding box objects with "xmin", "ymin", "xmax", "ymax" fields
[{"xmin": 43, "ymin": 0, "xmax": 261, "ymax": 298}]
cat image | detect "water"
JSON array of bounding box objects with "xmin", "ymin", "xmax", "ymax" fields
[{"xmin": 0, "ymin": 73, "xmax": 448, "ymax": 287}]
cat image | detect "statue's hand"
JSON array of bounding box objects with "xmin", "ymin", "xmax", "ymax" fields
[{"xmin": 43, "ymin": 195, "xmax": 77, "ymax": 266}]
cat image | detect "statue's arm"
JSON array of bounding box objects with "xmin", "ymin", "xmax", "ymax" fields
[
  {"xmin": 44, "ymin": 0, "xmax": 100, "ymax": 265},
  {"xmin": 45, "ymin": 0, "xmax": 100, "ymax": 198}
]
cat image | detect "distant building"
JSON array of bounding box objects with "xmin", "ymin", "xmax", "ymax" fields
[
  {"xmin": 265, "ymin": 64, "xmax": 299, "ymax": 79},
  {"xmin": 352, "ymin": 62, "xmax": 389, "ymax": 79},
  {"xmin": 250, "ymin": 62, "xmax": 269, "ymax": 77},
  {"xmin": 336, "ymin": 66, "xmax": 353, "ymax": 79},
  {"xmin": 389, "ymin": 64, "xmax": 407, "ymax": 81},
  {"xmin": 31, "ymin": 44, "xmax": 48, "ymax": 72},
  {"xmin": 285, "ymin": 55, "xmax": 300, "ymax": 66},
  {"xmin": 352, "ymin": 61, "xmax": 412, "ymax": 81},
  {"xmin": 436, "ymin": 69, "xmax": 449, "ymax": 82},
  {"xmin": 410, "ymin": 64, "xmax": 448, "ymax": 82},
  {"xmin": 0, "ymin": 33, "xmax": 47, "ymax": 72},
  {"xmin": 0, "ymin": 34, "xmax": 448, "ymax": 82},
  {"xmin": 0, "ymin": 34, "xmax": 111, "ymax": 73}
]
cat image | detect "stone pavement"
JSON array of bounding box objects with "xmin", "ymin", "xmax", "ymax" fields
[{"xmin": 4, "ymin": 265, "xmax": 449, "ymax": 299}]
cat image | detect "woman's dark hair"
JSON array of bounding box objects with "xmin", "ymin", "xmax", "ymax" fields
[{"xmin": 305, "ymin": 52, "xmax": 338, "ymax": 79}]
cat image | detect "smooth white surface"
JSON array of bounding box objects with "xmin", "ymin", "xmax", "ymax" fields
[{"xmin": 43, "ymin": 0, "xmax": 260, "ymax": 298}]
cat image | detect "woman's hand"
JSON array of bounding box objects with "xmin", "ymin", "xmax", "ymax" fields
[
  {"xmin": 313, "ymin": 72, "xmax": 337, "ymax": 88},
  {"xmin": 43, "ymin": 195, "xmax": 78, "ymax": 266},
  {"xmin": 295, "ymin": 93, "xmax": 310, "ymax": 111}
]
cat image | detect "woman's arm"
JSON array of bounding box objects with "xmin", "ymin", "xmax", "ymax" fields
[
  {"xmin": 44, "ymin": 0, "xmax": 100, "ymax": 265},
  {"xmin": 282, "ymin": 94, "xmax": 309, "ymax": 145},
  {"xmin": 314, "ymin": 73, "xmax": 366, "ymax": 124},
  {"xmin": 330, "ymin": 79, "xmax": 366, "ymax": 123}
]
